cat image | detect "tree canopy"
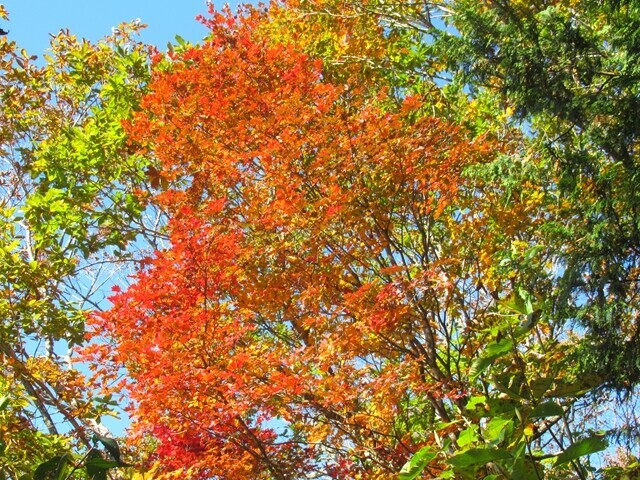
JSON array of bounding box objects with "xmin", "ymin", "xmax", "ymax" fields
[{"xmin": 2, "ymin": 1, "xmax": 640, "ymax": 479}]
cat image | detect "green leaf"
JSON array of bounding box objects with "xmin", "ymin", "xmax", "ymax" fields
[
  {"xmin": 523, "ymin": 244, "xmax": 545, "ymax": 264},
  {"xmin": 548, "ymin": 375, "xmax": 604, "ymax": 398},
  {"xmin": 484, "ymin": 417, "xmax": 512, "ymax": 443},
  {"xmin": 93, "ymin": 434, "xmax": 123, "ymax": 464},
  {"xmin": 466, "ymin": 396, "xmax": 517, "ymax": 419},
  {"xmin": 465, "ymin": 395, "xmax": 486, "ymax": 411},
  {"xmin": 529, "ymin": 401, "xmax": 563, "ymax": 419},
  {"xmin": 457, "ymin": 426, "xmax": 479, "ymax": 448},
  {"xmin": 448, "ymin": 447, "xmax": 512, "ymax": 469},
  {"xmin": 512, "ymin": 457, "xmax": 541, "ymax": 480},
  {"xmin": 554, "ymin": 435, "xmax": 608, "ymax": 466},
  {"xmin": 438, "ymin": 469, "xmax": 455, "ymax": 479},
  {"xmin": 528, "ymin": 376, "xmax": 554, "ymax": 399},
  {"xmin": 485, "ymin": 339, "xmax": 514, "ymax": 357},
  {"xmin": 85, "ymin": 450, "xmax": 109, "ymax": 480},
  {"xmin": 470, "ymin": 339, "xmax": 513, "ymax": 380},
  {"xmin": 491, "ymin": 374, "xmax": 527, "ymax": 401},
  {"xmin": 84, "ymin": 458, "xmax": 125, "ymax": 469},
  {"xmin": 399, "ymin": 446, "xmax": 437, "ymax": 480},
  {"xmin": 33, "ymin": 455, "xmax": 69, "ymax": 480},
  {"xmin": 517, "ymin": 288, "xmax": 534, "ymax": 315}
]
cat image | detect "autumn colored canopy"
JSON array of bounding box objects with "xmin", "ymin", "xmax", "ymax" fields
[
  {"xmin": 87, "ymin": 8, "xmax": 498, "ymax": 479},
  {"xmin": 3, "ymin": 1, "xmax": 640, "ymax": 479}
]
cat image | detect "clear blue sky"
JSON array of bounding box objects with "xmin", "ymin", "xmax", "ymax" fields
[{"xmin": 1, "ymin": 0, "xmax": 242, "ymax": 57}]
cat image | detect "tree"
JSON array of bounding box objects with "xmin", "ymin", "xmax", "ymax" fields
[
  {"xmin": 434, "ymin": 0, "xmax": 640, "ymax": 391},
  {"xmin": 274, "ymin": 0, "xmax": 640, "ymax": 475},
  {"xmin": 80, "ymin": 1, "xmax": 639, "ymax": 479},
  {"xmin": 85, "ymin": 6, "xmax": 502, "ymax": 479},
  {"xmin": 0, "ymin": 8, "xmax": 156, "ymax": 477}
]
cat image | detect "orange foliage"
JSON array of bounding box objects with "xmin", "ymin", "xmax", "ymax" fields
[{"xmin": 85, "ymin": 7, "xmax": 497, "ymax": 479}]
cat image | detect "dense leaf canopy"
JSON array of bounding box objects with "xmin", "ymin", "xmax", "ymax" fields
[{"xmin": 2, "ymin": 1, "xmax": 640, "ymax": 479}]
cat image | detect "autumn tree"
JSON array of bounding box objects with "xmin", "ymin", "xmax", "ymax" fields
[
  {"xmin": 74, "ymin": 1, "xmax": 640, "ymax": 479},
  {"xmin": 269, "ymin": 0, "xmax": 640, "ymax": 476},
  {"xmin": 84, "ymin": 6, "xmax": 506, "ymax": 479},
  {"xmin": 81, "ymin": 3, "xmax": 613, "ymax": 478},
  {"xmin": 0, "ymin": 7, "xmax": 157, "ymax": 478}
]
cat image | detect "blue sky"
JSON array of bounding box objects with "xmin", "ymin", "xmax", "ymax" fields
[{"xmin": 1, "ymin": 1, "xmax": 242, "ymax": 57}]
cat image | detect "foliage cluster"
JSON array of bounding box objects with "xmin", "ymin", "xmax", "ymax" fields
[{"xmin": 1, "ymin": 1, "xmax": 639, "ymax": 479}]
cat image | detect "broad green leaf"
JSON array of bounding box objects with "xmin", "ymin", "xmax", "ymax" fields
[
  {"xmin": 33, "ymin": 455, "xmax": 69, "ymax": 480},
  {"xmin": 523, "ymin": 244, "xmax": 545, "ymax": 264},
  {"xmin": 529, "ymin": 401, "xmax": 564, "ymax": 419},
  {"xmin": 470, "ymin": 339, "xmax": 513, "ymax": 380},
  {"xmin": 548, "ymin": 375, "xmax": 604, "ymax": 398},
  {"xmin": 554, "ymin": 435, "xmax": 608, "ymax": 466},
  {"xmin": 465, "ymin": 395, "xmax": 486, "ymax": 410},
  {"xmin": 448, "ymin": 447, "xmax": 512, "ymax": 469},
  {"xmin": 438, "ymin": 469, "xmax": 455, "ymax": 479},
  {"xmin": 517, "ymin": 287, "xmax": 534, "ymax": 315},
  {"xmin": 399, "ymin": 446, "xmax": 437, "ymax": 480},
  {"xmin": 528, "ymin": 376, "xmax": 554, "ymax": 400},
  {"xmin": 85, "ymin": 450, "xmax": 109, "ymax": 480},
  {"xmin": 491, "ymin": 374, "xmax": 527, "ymax": 401},
  {"xmin": 457, "ymin": 426, "xmax": 479, "ymax": 448},
  {"xmin": 466, "ymin": 396, "xmax": 517, "ymax": 419},
  {"xmin": 84, "ymin": 458, "xmax": 124, "ymax": 469},
  {"xmin": 484, "ymin": 417, "xmax": 512, "ymax": 443},
  {"xmin": 512, "ymin": 457, "xmax": 541, "ymax": 480}
]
